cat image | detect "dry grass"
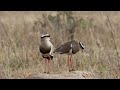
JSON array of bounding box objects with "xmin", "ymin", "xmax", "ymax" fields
[{"xmin": 0, "ymin": 11, "xmax": 120, "ymax": 79}]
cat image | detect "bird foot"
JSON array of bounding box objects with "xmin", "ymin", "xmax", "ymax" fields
[
  {"xmin": 69, "ymin": 69, "xmax": 72, "ymax": 72},
  {"xmin": 44, "ymin": 71, "xmax": 47, "ymax": 73},
  {"xmin": 44, "ymin": 71, "xmax": 50, "ymax": 74},
  {"xmin": 69, "ymin": 68, "xmax": 75, "ymax": 72},
  {"xmin": 72, "ymin": 68, "xmax": 75, "ymax": 71},
  {"xmin": 46, "ymin": 72, "xmax": 50, "ymax": 74}
]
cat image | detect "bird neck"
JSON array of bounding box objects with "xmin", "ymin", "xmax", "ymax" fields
[{"xmin": 70, "ymin": 44, "xmax": 73, "ymax": 48}]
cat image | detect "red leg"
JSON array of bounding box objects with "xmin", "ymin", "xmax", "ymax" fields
[
  {"xmin": 68, "ymin": 55, "xmax": 69, "ymax": 66},
  {"xmin": 49, "ymin": 60, "xmax": 52, "ymax": 73},
  {"xmin": 68, "ymin": 55, "xmax": 70, "ymax": 71},
  {"xmin": 44, "ymin": 59, "xmax": 47, "ymax": 73},
  {"xmin": 69, "ymin": 55, "xmax": 72, "ymax": 71},
  {"xmin": 48, "ymin": 60, "xmax": 50, "ymax": 74},
  {"xmin": 50, "ymin": 60, "xmax": 53, "ymax": 73},
  {"xmin": 70, "ymin": 55, "xmax": 75, "ymax": 71}
]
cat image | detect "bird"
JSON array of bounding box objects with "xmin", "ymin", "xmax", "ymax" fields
[
  {"xmin": 54, "ymin": 40, "xmax": 85, "ymax": 72},
  {"xmin": 39, "ymin": 34, "xmax": 54, "ymax": 73}
]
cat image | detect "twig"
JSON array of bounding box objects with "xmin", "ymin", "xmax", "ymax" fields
[{"xmin": 103, "ymin": 12, "xmax": 119, "ymax": 71}]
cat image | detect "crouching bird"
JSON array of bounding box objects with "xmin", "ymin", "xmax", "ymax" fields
[
  {"xmin": 54, "ymin": 40, "xmax": 85, "ymax": 72},
  {"xmin": 39, "ymin": 34, "xmax": 54, "ymax": 73}
]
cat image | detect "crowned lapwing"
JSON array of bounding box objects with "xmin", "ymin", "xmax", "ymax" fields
[
  {"xmin": 39, "ymin": 34, "xmax": 54, "ymax": 73},
  {"xmin": 54, "ymin": 40, "xmax": 85, "ymax": 72}
]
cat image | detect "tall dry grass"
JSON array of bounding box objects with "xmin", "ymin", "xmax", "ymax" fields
[{"xmin": 0, "ymin": 11, "xmax": 119, "ymax": 79}]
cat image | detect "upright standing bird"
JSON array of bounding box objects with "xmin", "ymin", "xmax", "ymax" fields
[
  {"xmin": 39, "ymin": 34, "xmax": 54, "ymax": 73},
  {"xmin": 54, "ymin": 40, "xmax": 85, "ymax": 72}
]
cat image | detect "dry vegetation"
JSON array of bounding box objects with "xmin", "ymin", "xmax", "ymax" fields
[{"xmin": 0, "ymin": 11, "xmax": 120, "ymax": 79}]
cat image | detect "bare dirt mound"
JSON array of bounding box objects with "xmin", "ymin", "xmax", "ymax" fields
[{"xmin": 24, "ymin": 71, "xmax": 98, "ymax": 79}]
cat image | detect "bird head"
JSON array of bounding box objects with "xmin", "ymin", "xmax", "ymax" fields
[
  {"xmin": 79, "ymin": 42, "xmax": 85, "ymax": 52},
  {"xmin": 41, "ymin": 34, "xmax": 51, "ymax": 41}
]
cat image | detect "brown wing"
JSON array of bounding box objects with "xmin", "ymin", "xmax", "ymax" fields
[
  {"xmin": 72, "ymin": 41, "xmax": 80, "ymax": 54},
  {"xmin": 55, "ymin": 40, "xmax": 79, "ymax": 54}
]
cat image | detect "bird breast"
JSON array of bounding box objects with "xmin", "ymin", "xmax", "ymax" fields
[
  {"xmin": 40, "ymin": 40, "xmax": 52, "ymax": 54},
  {"xmin": 41, "ymin": 40, "xmax": 52, "ymax": 47}
]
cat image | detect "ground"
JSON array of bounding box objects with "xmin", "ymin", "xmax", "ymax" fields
[{"xmin": 24, "ymin": 71, "xmax": 97, "ymax": 79}]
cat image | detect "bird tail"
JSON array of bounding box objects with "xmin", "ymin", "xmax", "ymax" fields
[{"xmin": 53, "ymin": 48, "xmax": 63, "ymax": 54}]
